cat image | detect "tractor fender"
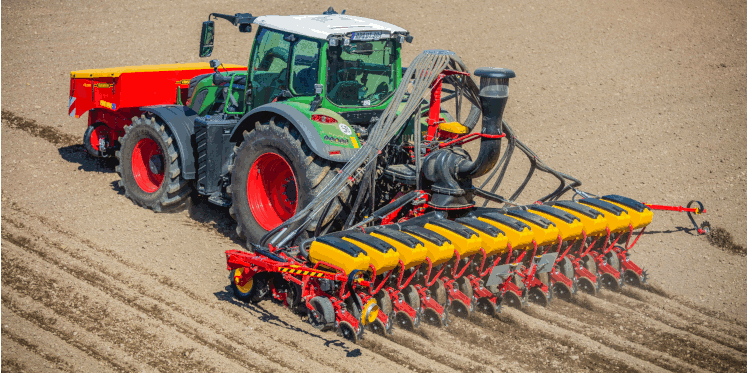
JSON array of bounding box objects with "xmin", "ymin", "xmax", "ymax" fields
[
  {"xmin": 230, "ymin": 102, "xmax": 355, "ymax": 163},
  {"xmin": 140, "ymin": 105, "xmax": 197, "ymax": 179}
]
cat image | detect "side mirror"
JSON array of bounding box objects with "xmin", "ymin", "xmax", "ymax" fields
[
  {"xmin": 238, "ymin": 23, "xmax": 252, "ymax": 33},
  {"xmin": 199, "ymin": 21, "xmax": 215, "ymax": 57}
]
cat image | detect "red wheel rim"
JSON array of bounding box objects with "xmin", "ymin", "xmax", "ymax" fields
[
  {"xmin": 131, "ymin": 138, "xmax": 164, "ymax": 193},
  {"xmin": 247, "ymin": 152, "xmax": 297, "ymax": 230},
  {"xmin": 90, "ymin": 125, "xmax": 109, "ymax": 151}
]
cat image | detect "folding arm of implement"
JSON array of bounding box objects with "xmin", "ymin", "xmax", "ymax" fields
[{"xmin": 644, "ymin": 200, "xmax": 710, "ymax": 235}]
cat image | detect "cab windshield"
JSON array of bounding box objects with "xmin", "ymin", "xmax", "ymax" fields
[{"xmin": 326, "ymin": 40, "xmax": 396, "ymax": 107}]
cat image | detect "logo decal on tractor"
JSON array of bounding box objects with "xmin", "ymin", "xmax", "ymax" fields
[{"xmin": 338, "ymin": 123, "xmax": 352, "ymax": 136}]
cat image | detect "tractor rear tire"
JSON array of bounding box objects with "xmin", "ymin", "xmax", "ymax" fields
[
  {"xmin": 228, "ymin": 117, "xmax": 350, "ymax": 247},
  {"xmin": 116, "ymin": 115, "xmax": 192, "ymax": 212}
]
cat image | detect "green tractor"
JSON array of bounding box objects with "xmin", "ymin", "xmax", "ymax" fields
[{"xmin": 114, "ymin": 8, "xmax": 446, "ymax": 246}]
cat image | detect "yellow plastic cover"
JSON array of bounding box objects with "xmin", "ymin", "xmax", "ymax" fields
[
  {"xmin": 529, "ymin": 210, "xmax": 585, "ymax": 241},
  {"xmin": 459, "ymin": 223, "xmax": 509, "ymax": 257},
  {"xmin": 424, "ymin": 223, "xmax": 482, "ymax": 258},
  {"xmin": 404, "ymin": 231, "xmax": 455, "ymax": 266},
  {"xmin": 309, "ymin": 241, "xmax": 370, "ymax": 274},
  {"xmin": 603, "ymin": 201, "xmax": 653, "ymax": 230},
  {"xmin": 342, "ymin": 237, "xmax": 400, "ymax": 273},
  {"xmin": 477, "ymin": 216, "xmax": 535, "ymax": 251},
  {"xmin": 369, "ymin": 232, "xmax": 427, "ymax": 270},
  {"xmin": 509, "ymin": 214, "xmax": 560, "ymax": 247},
  {"xmin": 70, "ymin": 62, "xmax": 246, "ymax": 78},
  {"xmin": 553, "ymin": 206, "xmax": 608, "ymax": 237},
  {"xmin": 585, "ymin": 206, "xmax": 631, "ymax": 234}
]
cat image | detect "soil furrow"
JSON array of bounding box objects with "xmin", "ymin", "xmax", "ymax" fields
[
  {"xmin": 524, "ymin": 301, "xmax": 707, "ymax": 372},
  {"xmin": 1, "ymin": 306, "xmax": 106, "ymax": 373},
  {"xmin": 0, "ymin": 204, "xmax": 383, "ymax": 372},
  {"xmin": 615, "ymin": 287, "xmax": 747, "ymax": 341},
  {"xmin": 568, "ymin": 292, "xmax": 747, "ymax": 369},
  {"xmin": 499, "ymin": 307, "xmax": 670, "ymax": 372},
  {"xmin": 1, "ymin": 241, "xmax": 263, "ymax": 372},
  {"xmin": 0, "ymin": 337, "xmax": 64, "ymax": 373},
  {"xmin": 601, "ymin": 289, "xmax": 747, "ymax": 353}
]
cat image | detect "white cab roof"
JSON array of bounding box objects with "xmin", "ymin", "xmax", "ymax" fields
[{"xmin": 253, "ymin": 14, "xmax": 408, "ymax": 40}]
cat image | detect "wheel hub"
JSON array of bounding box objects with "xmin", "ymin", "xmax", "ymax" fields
[{"xmin": 149, "ymin": 154, "xmax": 164, "ymax": 175}]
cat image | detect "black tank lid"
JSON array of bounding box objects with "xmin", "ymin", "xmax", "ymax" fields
[
  {"xmin": 477, "ymin": 212, "xmax": 531, "ymax": 232},
  {"xmin": 315, "ymin": 236, "xmax": 367, "ymax": 257},
  {"xmin": 427, "ymin": 219, "xmax": 478, "ymax": 239},
  {"xmin": 602, "ymin": 195, "xmax": 649, "ymax": 213},
  {"xmin": 505, "ymin": 210, "xmax": 556, "ymax": 229},
  {"xmin": 455, "ymin": 217, "xmax": 504, "ymax": 238},
  {"xmin": 528, "ymin": 205, "xmax": 580, "ymax": 224},
  {"xmin": 579, "ymin": 198, "xmax": 627, "ymax": 216},
  {"xmin": 363, "ymin": 227, "xmax": 424, "ymax": 249},
  {"xmin": 401, "ymin": 226, "xmax": 451, "ymax": 246},
  {"xmin": 340, "ymin": 232, "xmax": 395, "ymax": 254},
  {"xmin": 550, "ymin": 201, "xmax": 603, "ymax": 219}
]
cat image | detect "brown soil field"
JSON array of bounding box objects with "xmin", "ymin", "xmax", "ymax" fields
[{"xmin": 2, "ymin": 0, "xmax": 746, "ymax": 371}]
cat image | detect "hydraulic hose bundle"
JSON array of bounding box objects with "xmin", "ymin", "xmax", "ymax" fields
[{"xmin": 261, "ymin": 50, "xmax": 482, "ymax": 247}]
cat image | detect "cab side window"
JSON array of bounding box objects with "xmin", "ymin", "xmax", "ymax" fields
[
  {"xmin": 291, "ymin": 39, "xmax": 320, "ymax": 96},
  {"xmin": 250, "ymin": 28, "xmax": 291, "ymax": 106}
]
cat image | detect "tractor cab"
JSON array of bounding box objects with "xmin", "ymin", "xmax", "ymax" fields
[{"xmin": 192, "ymin": 10, "xmax": 411, "ymax": 127}]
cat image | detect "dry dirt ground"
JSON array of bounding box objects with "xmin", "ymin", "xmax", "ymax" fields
[{"xmin": 2, "ymin": 0, "xmax": 747, "ymax": 372}]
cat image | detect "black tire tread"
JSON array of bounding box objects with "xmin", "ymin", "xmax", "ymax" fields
[
  {"xmin": 228, "ymin": 116, "xmax": 351, "ymax": 245},
  {"xmin": 115, "ymin": 115, "xmax": 192, "ymax": 212}
]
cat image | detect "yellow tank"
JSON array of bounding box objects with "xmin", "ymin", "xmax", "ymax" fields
[
  {"xmin": 423, "ymin": 220, "xmax": 482, "ymax": 258},
  {"xmin": 338, "ymin": 232, "xmax": 401, "ymax": 274},
  {"xmin": 456, "ymin": 217, "xmax": 509, "ymax": 256},
  {"xmin": 505, "ymin": 210, "xmax": 560, "ymax": 247},
  {"xmin": 579, "ymin": 199, "xmax": 631, "ymax": 234},
  {"xmin": 476, "ymin": 212, "xmax": 535, "ymax": 250},
  {"xmin": 402, "ymin": 226, "xmax": 455, "ymax": 266},
  {"xmin": 601, "ymin": 195, "xmax": 653, "ymax": 230},
  {"xmin": 551, "ymin": 201, "xmax": 608, "ymax": 237},
  {"xmin": 528, "ymin": 205, "xmax": 585, "ymax": 241},
  {"xmin": 309, "ymin": 236, "xmax": 370, "ymax": 274},
  {"xmin": 367, "ymin": 228, "xmax": 428, "ymax": 270}
]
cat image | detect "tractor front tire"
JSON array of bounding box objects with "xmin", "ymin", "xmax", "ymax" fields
[
  {"xmin": 116, "ymin": 115, "xmax": 192, "ymax": 212},
  {"xmin": 228, "ymin": 117, "xmax": 350, "ymax": 247}
]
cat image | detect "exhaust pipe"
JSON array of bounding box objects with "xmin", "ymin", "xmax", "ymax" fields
[
  {"xmin": 457, "ymin": 68, "xmax": 515, "ymax": 178},
  {"xmin": 422, "ymin": 67, "xmax": 515, "ymax": 209}
]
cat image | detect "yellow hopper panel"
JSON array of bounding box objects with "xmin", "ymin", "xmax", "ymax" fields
[
  {"xmin": 551, "ymin": 201, "xmax": 608, "ymax": 237},
  {"xmin": 309, "ymin": 236, "xmax": 370, "ymax": 274},
  {"xmin": 528, "ymin": 205, "xmax": 585, "ymax": 241},
  {"xmin": 456, "ymin": 217, "xmax": 509, "ymax": 256},
  {"xmin": 423, "ymin": 220, "xmax": 482, "ymax": 258},
  {"xmin": 475, "ymin": 212, "xmax": 535, "ymax": 250},
  {"xmin": 505, "ymin": 210, "xmax": 560, "ymax": 247},
  {"xmin": 579, "ymin": 199, "xmax": 631, "ymax": 234},
  {"xmin": 339, "ymin": 233, "xmax": 400, "ymax": 274},
  {"xmin": 368, "ymin": 229, "xmax": 428, "ymax": 270},
  {"xmin": 402, "ymin": 226, "xmax": 455, "ymax": 266},
  {"xmin": 601, "ymin": 195, "xmax": 653, "ymax": 230}
]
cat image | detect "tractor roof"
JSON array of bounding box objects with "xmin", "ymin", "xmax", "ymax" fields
[{"xmin": 253, "ymin": 14, "xmax": 408, "ymax": 40}]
